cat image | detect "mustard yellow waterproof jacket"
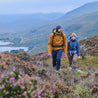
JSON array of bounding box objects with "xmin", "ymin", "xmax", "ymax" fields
[{"xmin": 47, "ymin": 30, "xmax": 67, "ymax": 54}]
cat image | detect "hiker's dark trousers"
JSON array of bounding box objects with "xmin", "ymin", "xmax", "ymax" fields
[
  {"xmin": 52, "ymin": 49, "xmax": 63, "ymax": 70},
  {"xmin": 68, "ymin": 54, "xmax": 77, "ymax": 67}
]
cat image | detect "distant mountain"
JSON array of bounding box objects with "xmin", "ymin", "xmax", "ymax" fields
[
  {"xmin": 59, "ymin": 1, "xmax": 98, "ymax": 21},
  {"xmin": 0, "ymin": 13, "xmax": 64, "ymax": 33}
]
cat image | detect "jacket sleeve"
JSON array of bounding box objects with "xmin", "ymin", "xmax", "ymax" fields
[
  {"xmin": 77, "ymin": 41, "xmax": 80, "ymax": 56},
  {"xmin": 47, "ymin": 34, "xmax": 53, "ymax": 54},
  {"xmin": 63, "ymin": 34, "xmax": 67, "ymax": 54}
]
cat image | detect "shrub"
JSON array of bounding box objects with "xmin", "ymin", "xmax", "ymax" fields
[
  {"xmin": 16, "ymin": 52, "xmax": 31, "ymax": 61},
  {"xmin": 76, "ymin": 88, "xmax": 92, "ymax": 98},
  {"xmin": 0, "ymin": 68, "xmax": 48, "ymax": 98},
  {"xmin": 37, "ymin": 68, "xmax": 47, "ymax": 76},
  {"xmin": 54, "ymin": 81, "xmax": 74, "ymax": 97}
]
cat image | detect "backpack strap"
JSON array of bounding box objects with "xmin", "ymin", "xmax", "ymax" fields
[
  {"xmin": 76, "ymin": 40, "xmax": 78, "ymax": 49},
  {"xmin": 52, "ymin": 32, "xmax": 55, "ymax": 46},
  {"xmin": 61, "ymin": 32, "xmax": 64, "ymax": 40}
]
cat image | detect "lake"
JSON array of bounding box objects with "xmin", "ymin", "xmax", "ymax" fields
[
  {"xmin": 0, "ymin": 41, "xmax": 28, "ymax": 52},
  {"xmin": 0, "ymin": 41, "xmax": 14, "ymax": 45}
]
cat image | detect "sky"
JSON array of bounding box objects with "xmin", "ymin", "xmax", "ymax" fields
[{"xmin": 0, "ymin": 0, "xmax": 98, "ymax": 14}]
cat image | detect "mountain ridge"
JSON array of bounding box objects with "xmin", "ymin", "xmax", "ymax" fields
[{"xmin": 59, "ymin": 1, "xmax": 98, "ymax": 21}]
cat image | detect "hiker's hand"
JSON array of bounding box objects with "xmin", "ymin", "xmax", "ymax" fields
[
  {"xmin": 48, "ymin": 53, "xmax": 52, "ymax": 57},
  {"xmin": 64, "ymin": 54, "xmax": 68, "ymax": 59},
  {"xmin": 78, "ymin": 56, "xmax": 81, "ymax": 59}
]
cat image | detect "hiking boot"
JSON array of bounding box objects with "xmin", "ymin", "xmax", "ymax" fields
[
  {"xmin": 53, "ymin": 66, "xmax": 56, "ymax": 70},
  {"xmin": 69, "ymin": 64, "xmax": 72, "ymax": 67},
  {"xmin": 55, "ymin": 70, "xmax": 59, "ymax": 73},
  {"xmin": 72, "ymin": 65, "xmax": 78, "ymax": 70}
]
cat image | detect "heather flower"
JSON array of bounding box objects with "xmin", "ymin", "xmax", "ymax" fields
[
  {"xmin": 13, "ymin": 83, "xmax": 17, "ymax": 87},
  {"xmin": 38, "ymin": 96, "xmax": 41, "ymax": 98},
  {"xmin": 13, "ymin": 67, "xmax": 16, "ymax": 71},
  {"xmin": 7, "ymin": 72, "xmax": 9, "ymax": 75},
  {"xmin": 9, "ymin": 77, "xmax": 15, "ymax": 82},
  {"xmin": 25, "ymin": 74, "xmax": 29, "ymax": 78},
  {"xmin": 37, "ymin": 91, "xmax": 41, "ymax": 96},
  {"xmin": 21, "ymin": 80, "xmax": 23, "ymax": 84},
  {"xmin": 10, "ymin": 72, "xmax": 13, "ymax": 76},
  {"xmin": 0, "ymin": 87, "xmax": 4, "ymax": 90}
]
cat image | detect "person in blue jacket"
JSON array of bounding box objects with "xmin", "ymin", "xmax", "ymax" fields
[{"xmin": 67, "ymin": 33, "xmax": 80, "ymax": 69}]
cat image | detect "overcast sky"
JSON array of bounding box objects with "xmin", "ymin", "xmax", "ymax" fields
[{"xmin": 0, "ymin": 0, "xmax": 98, "ymax": 14}]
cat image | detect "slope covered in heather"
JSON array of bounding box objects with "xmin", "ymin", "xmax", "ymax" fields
[
  {"xmin": 0, "ymin": 48, "xmax": 98, "ymax": 97},
  {"xmin": 80, "ymin": 35, "xmax": 98, "ymax": 56}
]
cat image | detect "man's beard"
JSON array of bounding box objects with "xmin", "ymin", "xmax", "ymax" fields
[
  {"xmin": 58, "ymin": 31, "xmax": 61, "ymax": 33},
  {"xmin": 58, "ymin": 30, "xmax": 62, "ymax": 33}
]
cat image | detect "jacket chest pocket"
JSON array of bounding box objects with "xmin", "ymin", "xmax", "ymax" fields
[{"xmin": 53, "ymin": 36, "xmax": 63, "ymax": 45}]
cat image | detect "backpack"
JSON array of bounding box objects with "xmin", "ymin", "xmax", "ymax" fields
[
  {"xmin": 68, "ymin": 40, "xmax": 78, "ymax": 55},
  {"xmin": 68, "ymin": 40, "xmax": 78, "ymax": 50},
  {"xmin": 52, "ymin": 29, "xmax": 64, "ymax": 48}
]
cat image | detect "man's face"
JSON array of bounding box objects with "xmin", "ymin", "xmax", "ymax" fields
[{"xmin": 58, "ymin": 28, "xmax": 62, "ymax": 32}]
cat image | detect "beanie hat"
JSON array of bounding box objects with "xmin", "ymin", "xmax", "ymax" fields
[
  {"xmin": 71, "ymin": 33, "xmax": 76, "ymax": 37},
  {"xmin": 56, "ymin": 25, "xmax": 62, "ymax": 32}
]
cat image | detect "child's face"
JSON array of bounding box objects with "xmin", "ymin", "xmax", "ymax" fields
[{"xmin": 71, "ymin": 36, "xmax": 76, "ymax": 40}]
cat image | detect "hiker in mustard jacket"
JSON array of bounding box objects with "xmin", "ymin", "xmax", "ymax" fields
[
  {"xmin": 47, "ymin": 25, "xmax": 67, "ymax": 71},
  {"xmin": 67, "ymin": 33, "xmax": 80, "ymax": 69}
]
